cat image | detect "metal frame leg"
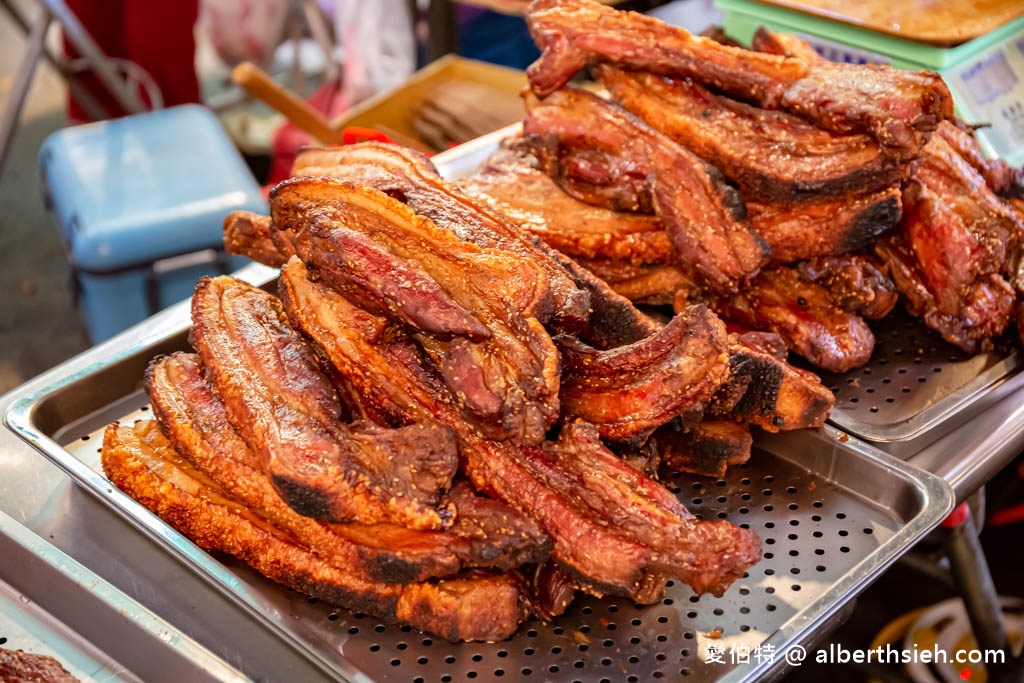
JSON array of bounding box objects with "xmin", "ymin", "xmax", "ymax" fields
[
  {"xmin": 942, "ymin": 503, "xmax": 1014, "ymax": 681},
  {"xmin": 0, "ymin": 7, "xmax": 50, "ymax": 179},
  {"xmin": 39, "ymin": 0, "xmax": 147, "ymax": 115},
  {"xmin": 0, "ymin": 0, "xmax": 107, "ymax": 121}
]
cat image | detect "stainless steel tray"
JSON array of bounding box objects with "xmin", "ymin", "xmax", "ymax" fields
[
  {"xmin": 813, "ymin": 309, "xmax": 1024, "ymax": 455},
  {"xmin": 3, "ymin": 314, "xmax": 953, "ymax": 682},
  {"xmin": 0, "ymin": 509, "xmax": 245, "ymax": 683}
]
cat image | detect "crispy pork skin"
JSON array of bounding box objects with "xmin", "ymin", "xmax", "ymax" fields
[
  {"xmin": 599, "ymin": 67, "xmax": 902, "ymax": 203},
  {"xmin": 525, "ymin": 0, "xmax": 952, "ymax": 158},
  {"xmin": 101, "ymin": 422, "xmax": 527, "ymax": 642},
  {"xmin": 270, "ymin": 179, "xmax": 561, "ymax": 444},
  {"xmin": 147, "ymin": 352, "xmax": 550, "ymax": 582},
  {"xmin": 191, "ymin": 276, "xmax": 459, "ymax": 529},
  {"xmin": 291, "ymin": 143, "xmax": 591, "ymax": 330},
  {"xmin": 523, "ymin": 87, "xmax": 769, "ymax": 291},
  {"xmin": 556, "ymin": 305, "xmax": 730, "ymax": 443}
]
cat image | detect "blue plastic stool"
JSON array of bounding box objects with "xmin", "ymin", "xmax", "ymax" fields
[{"xmin": 39, "ymin": 104, "xmax": 267, "ymax": 342}]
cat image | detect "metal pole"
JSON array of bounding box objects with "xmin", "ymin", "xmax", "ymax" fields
[
  {"xmin": 0, "ymin": 0, "xmax": 108, "ymax": 121},
  {"xmin": 0, "ymin": 8, "xmax": 50, "ymax": 180},
  {"xmin": 944, "ymin": 505, "xmax": 1012, "ymax": 680},
  {"xmin": 39, "ymin": 0, "xmax": 147, "ymax": 114}
]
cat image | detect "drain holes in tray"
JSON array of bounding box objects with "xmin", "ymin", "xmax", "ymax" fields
[{"xmin": 260, "ymin": 454, "xmax": 898, "ymax": 683}]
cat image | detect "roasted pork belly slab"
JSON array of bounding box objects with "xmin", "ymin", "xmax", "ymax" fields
[
  {"xmin": 902, "ymin": 132, "xmax": 1020, "ymax": 317},
  {"xmin": 876, "ymin": 237, "xmax": 1015, "ymax": 353},
  {"xmin": 556, "ymin": 305, "xmax": 729, "ymax": 444},
  {"xmin": 705, "ymin": 332, "xmax": 834, "ymax": 431},
  {"xmin": 275, "ymin": 257, "xmax": 759, "ymax": 600},
  {"xmin": 148, "ymin": 352, "xmax": 550, "ymax": 582},
  {"xmin": 523, "ymin": 86, "xmax": 769, "ymax": 291},
  {"xmin": 270, "ymin": 179, "xmax": 561, "ymax": 444},
  {"xmin": 706, "ymin": 267, "xmax": 875, "ymax": 372},
  {"xmin": 746, "ymin": 188, "xmax": 902, "ymax": 264},
  {"xmin": 191, "ymin": 276, "xmax": 459, "ymax": 529},
  {"xmin": 866, "ymin": 126, "xmax": 1023, "ymax": 350},
  {"xmin": 655, "ymin": 419, "xmax": 753, "ymax": 478},
  {"xmin": 459, "ymin": 146, "xmax": 675, "ymax": 265},
  {"xmin": 223, "ymin": 211, "xmax": 290, "ymax": 268},
  {"xmin": 291, "ymin": 142, "xmax": 591, "ymax": 330},
  {"xmin": 513, "ymin": 422, "xmax": 761, "ymax": 599},
  {"xmin": 933, "ymin": 120, "xmax": 1024, "ymax": 199},
  {"xmin": 526, "ymin": 0, "xmax": 952, "ymax": 158},
  {"xmin": 102, "ymin": 422, "xmax": 527, "ymax": 642},
  {"xmin": 598, "ymin": 67, "xmax": 902, "ymax": 203},
  {"xmin": 554, "ymin": 250, "xmax": 664, "ymax": 349}
]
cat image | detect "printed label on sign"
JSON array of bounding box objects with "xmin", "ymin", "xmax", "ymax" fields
[
  {"xmin": 794, "ymin": 32, "xmax": 891, "ymax": 66},
  {"xmin": 960, "ymin": 52, "xmax": 1018, "ymax": 105},
  {"xmin": 947, "ymin": 35, "xmax": 1024, "ymax": 160}
]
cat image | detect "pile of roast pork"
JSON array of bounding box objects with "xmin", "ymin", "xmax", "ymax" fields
[
  {"xmin": 101, "ymin": 0, "xmax": 1023, "ymax": 642},
  {"xmin": 465, "ymin": 0, "xmax": 1024, "ymax": 374}
]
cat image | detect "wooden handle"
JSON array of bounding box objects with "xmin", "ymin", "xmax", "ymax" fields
[{"xmin": 232, "ymin": 62, "xmax": 343, "ymax": 145}]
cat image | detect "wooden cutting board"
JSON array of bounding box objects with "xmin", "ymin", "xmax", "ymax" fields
[{"xmin": 757, "ymin": 0, "xmax": 1024, "ymax": 45}]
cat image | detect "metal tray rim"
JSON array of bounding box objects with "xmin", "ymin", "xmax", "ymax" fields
[
  {"xmin": 0, "ymin": 509, "xmax": 248, "ymax": 683},
  {"xmin": 720, "ymin": 430, "xmax": 953, "ymax": 681},
  {"xmin": 826, "ymin": 352, "xmax": 1023, "ymax": 444},
  {"xmin": 3, "ymin": 317, "xmax": 955, "ymax": 683}
]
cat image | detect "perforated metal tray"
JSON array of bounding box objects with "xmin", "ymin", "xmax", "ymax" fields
[
  {"xmin": 0, "ymin": 510, "xmax": 245, "ymax": 683},
  {"xmin": 812, "ymin": 308, "xmax": 1023, "ymax": 454},
  {"xmin": 3, "ymin": 314, "xmax": 953, "ymax": 683}
]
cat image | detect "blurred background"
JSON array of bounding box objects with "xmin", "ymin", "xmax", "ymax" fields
[{"xmin": 0, "ymin": 0, "xmax": 704, "ymax": 394}]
